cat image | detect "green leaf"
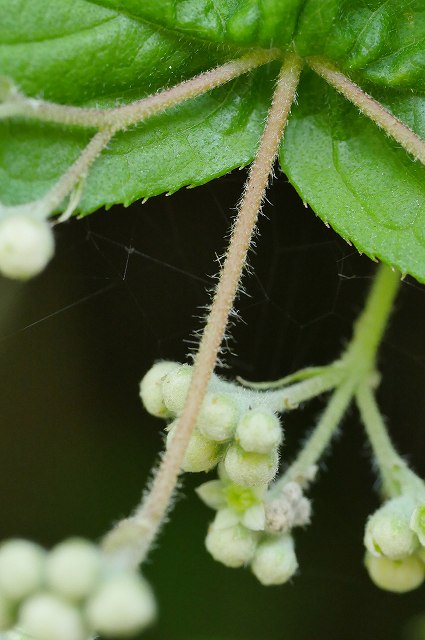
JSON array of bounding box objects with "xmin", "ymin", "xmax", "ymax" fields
[
  {"xmin": 0, "ymin": 0, "xmax": 424, "ymax": 280},
  {"xmin": 280, "ymin": 71, "xmax": 425, "ymax": 281},
  {"xmin": 295, "ymin": 0, "xmax": 425, "ymax": 90}
]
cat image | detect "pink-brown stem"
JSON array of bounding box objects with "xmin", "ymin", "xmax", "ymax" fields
[{"xmin": 102, "ymin": 53, "xmax": 303, "ymax": 568}]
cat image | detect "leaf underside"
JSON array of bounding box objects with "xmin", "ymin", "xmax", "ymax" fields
[{"xmin": 0, "ymin": 0, "xmax": 424, "ymax": 281}]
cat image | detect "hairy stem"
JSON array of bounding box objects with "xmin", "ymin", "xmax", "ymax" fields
[
  {"xmin": 1, "ymin": 51, "xmax": 278, "ymax": 130},
  {"xmin": 265, "ymin": 366, "xmax": 344, "ymax": 410},
  {"xmin": 102, "ymin": 54, "xmax": 303, "ymax": 568},
  {"xmin": 217, "ymin": 365, "xmax": 343, "ymax": 409},
  {"xmin": 308, "ymin": 58, "xmax": 425, "ymax": 166},
  {"xmin": 0, "ymin": 51, "xmax": 279, "ymax": 222},
  {"xmin": 356, "ymin": 384, "xmax": 425, "ymax": 499}
]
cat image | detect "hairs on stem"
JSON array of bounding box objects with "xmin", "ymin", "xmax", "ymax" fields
[
  {"xmin": 102, "ymin": 53, "xmax": 303, "ymax": 569},
  {"xmin": 308, "ymin": 58, "xmax": 425, "ymax": 166}
]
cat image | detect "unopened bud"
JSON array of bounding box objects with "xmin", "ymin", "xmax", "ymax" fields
[
  {"xmin": 251, "ymin": 535, "xmax": 298, "ymax": 585},
  {"xmin": 46, "ymin": 538, "xmax": 101, "ymax": 600},
  {"xmin": 224, "ymin": 444, "xmax": 278, "ymax": 487},
  {"xmin": 236, "ymin": 410, "xmax": 282, "ymax": 454},
  {"xmin": 162, "ymin": 364, "xmax": 192, "ymax": 415},
  {"xmin": 0, "ymin": 215, "xmax": 54, "ymax": 280},
  {"xmin": 0, "ymin": 539, "xmax": 45, "ymax": 600},
  {"xmin": 364, "ymin": 496, "xmax": 419, "ymax": 559},
  {"xmin": 365, "ymin": 552, "xmax": 425, "ymax": 593},
  {"xmin": 85, "ymin": 573, "xmax": 156, "ymax": 637},
  {"xmin": 19, "ymin": 593, "xmax": 87, "ymax": 640},
  {"xmin": 197, "ymin": 393, "xmax": 238, "ymax": 442},
  {"xmin": 205, "ymin": 518, "xmax": 258, "ymax": 568},
  {"xmin": 139, "ymin": 361, "xmax": 179, "ymax": 417},
  {"xmin": 167, "ymin": 422, "xmax": 223, "ymax": 472}
]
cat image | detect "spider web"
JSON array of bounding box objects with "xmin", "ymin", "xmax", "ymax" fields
[{"xmin": 0, "ymin": 171, "xmax": 424, "ymax": 640}]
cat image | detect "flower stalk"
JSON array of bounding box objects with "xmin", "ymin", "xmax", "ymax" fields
[{"xmin": 102, "ymin": 53, "xmax": 303, "ymax": 568}]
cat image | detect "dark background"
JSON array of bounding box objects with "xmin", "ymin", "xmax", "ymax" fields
[{"xmin": 0, "ymin": 167, "xmax": 424, "ymax": 640}]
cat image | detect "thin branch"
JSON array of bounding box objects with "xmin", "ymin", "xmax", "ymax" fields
[
  {"xmin": 1, "ymin": 50, "xmax": 279, "ymax": 130},
  {"xmin": 271, "ymin": 264, "xmax": 401, "ymax": 493},
  {"xmin": 276, "ymin": 379, "xmax": 355, "ymax": 490},
  {"xmin": 308, "ymin": 58, "xmax": 425, "ymax": 166},
  {"xmin": 102, "ymin": 53, "xmax": 303, "ymax": 569},
  {"xmin": 356, "ymin": 384, "xmax": 425, "ymax": 499},
  {"xmin": 0, "ymin": 51, "xmax": 279, "ymax": 222}
]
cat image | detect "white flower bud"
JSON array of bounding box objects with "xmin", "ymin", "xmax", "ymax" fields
[
  {"xmin": 236, "ymin": 410, "xmax": 282, "ymax": 454},
  {"xmin": 224, "ymin": 445, "xmax": 279, "ymax": 488},
  {"xmin": 162, "ymin": 364, "xmax": 193, "ymax": 415},
  {"xmin": 197, "ymin": 393, "xmax": 238, "ymax": 442},
  {"xmin": 19, "ymin": 593, "xmax": 87, "ymax": 640},
  {"xmin": 85, "ymin": 573, "xmax": 156, "ymax": 637},
  {"xmin": 410, "ymin": 504, "xmax": 425, "ymax": 546},
  {"xmin": 0, "ymin": 215, "xmax": 54, "ymax": 280},
  {"xmin": 0, "ymin": 539, "xmax": 45, "ymax": 600},
  {"xmin": 167, "ymin": 422, "xmax": 223, "ymax": 472},
  {"xmin": 0, "ymin": 591, "xmax": 14, "ymax": 630},
  {"xmin": 251, "ymin": 535, "xmax": 298, "ymax": 585},
  {"xmin": 205, "ymin": 519, "xmax": 258, "ymax": 568},
  {"xmin": 365, "ymin": 552, "xmax": 425, "ymax": 593},
  {"xmin": 46, "ymin": 538, "xmax": 101, "ymax": 600},
  {"xmin": 139, "ymin": 361, "xmax": 179, "ymax": 417},
  {"xmin": 196, "ymin": 480, "xmax": 226, "ymax": 510},
  {"xmin": 364, "ymin": 496, "xmax": 419, "ymax": 559}
]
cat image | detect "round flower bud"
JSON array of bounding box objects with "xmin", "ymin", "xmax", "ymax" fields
[
  {"xmin": 0, "ymin": 539, "xmax": 45, "ymax": 600},
  {"xmin": 85, "ymin": 573, "xmax": 156, "ymax": 637},
  {"xmin": 162, "ymin": 364, "xmax": 193, "ymax": 415},
  {"xmin": 410, "ymin": 504, "xmax": 425, "ymax": 546},
  {"xmin": 364, "ymin": 497, "xmax": 419, "ymax": 559},
  {"xmin": 224, "ymin": 445, "xmax": 279, "ymax": 488},
  {"xmin": 365, "ymin": 552, "xmax": 425, "ymax": 593},
  {"xmin": 197, "ymin": 393, "xmax": 238, "ymax": 442},
  {"xmin": 251, "ymin": 535, "xmax": 298, "ymax": 585},
  {"xmin": 139, "ymin": 361, "xmax": 179, "ymax": 417},
  {"xmin": 0, "ymin": 591, "xmax": 14, "ymax": 630},
  {"xmin": 0, "ymin": 215, "xmax": 54, "ymax": 280},
  {"xmin": 205, "ymin": 521, "xmax": 258, "ymax": 568},
  {"xmin": 19, "ymin": 593, "xmax": 87, "ymax": 640},
  {"xmin": 167, "ymin": 422, "xmax": 223, "ymax": 472},
  {"xmin": 46, "ymin": 538, "xmax": 102, "ymax": 600},
  {"xmin": 236, "ymin": 410, "xmax": 282, "ymax": 454}
]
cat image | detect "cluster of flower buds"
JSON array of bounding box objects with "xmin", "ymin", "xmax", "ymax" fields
[
  {"xmin": 0, "ymin": 213, "xmax": 54, "ymax": 280},
  {"xmin": 140, "ymin": 361, "xmax": 312, "ymax": 586},
  {"xmin": 0, "ymin": 538, "xmax": 156, "ymax": 639},
  {"xmin": 196, "ymin": 463, "xmax": 311, "ymax": 585},
  {"xmin": 140, "ymin": 361, "xmax": 283, "ymax": 483},
  {"xmin": 364, "ymin": 494, "xmax": 425, "ymax": 592}
]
